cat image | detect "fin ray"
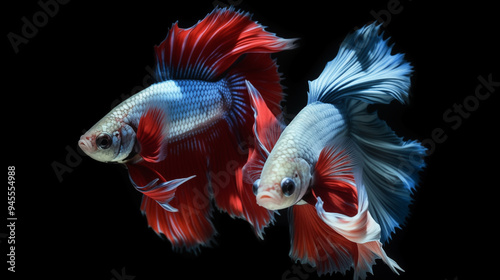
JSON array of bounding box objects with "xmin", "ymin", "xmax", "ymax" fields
[
  {"xmin": 128, "ymin": 155, "xmax": 216, "ymax": 252},
  {"xmin": 136, "ymin": 107, "xmax": 168, "ymax": 163},
  {"xmin": 155, "ymin": 7, "xmax": 296, "ymax": 82},
  {"xmin": 289, "ymin": 204, "xmax": 357, "ymax": 275},
  {"xmin": 310, "ymin": 145, "xmax": 358, "ymax": 216},
  {"xmin": 242, "ymin": 81, "xmax": 285, "ymax": 184},
  {"xmin": 307, "ymin": 23, "xmax": 411, "ymax": 105}
]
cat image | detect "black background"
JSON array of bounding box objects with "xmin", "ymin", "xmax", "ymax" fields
[{"xmin": 4, "ymin": 0, "xmax": 499, "ymax": 279}]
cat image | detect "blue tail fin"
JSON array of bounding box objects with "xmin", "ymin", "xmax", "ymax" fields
[{"xmin": 307, "ymin": 23, "xmax": 426, "ymax": 242}]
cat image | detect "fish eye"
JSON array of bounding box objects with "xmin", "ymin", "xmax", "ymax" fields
[
  {"xmin": 252, "ymin": 179, "xmax": 261, "ymax": 196},
  {"xmin": 96, "ymin": 133, "xmax": 112, "ymax": 149},
  {"xmin": 281, "ymin": 177, "xmax": 295, "ymax": 197}
]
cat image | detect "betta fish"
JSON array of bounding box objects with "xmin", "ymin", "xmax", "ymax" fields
[
  {"xmin": 78, "ymin": 7, "xmax": 296, "ymax": 251},
  {"xmin": 243, "ymin": 23, "xmax": 426, "ymax": 278}
]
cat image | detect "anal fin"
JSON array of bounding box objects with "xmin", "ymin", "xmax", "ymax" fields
[{"xmin": 289, "ymin": 204, "xmax": 357, "ymax": 275}]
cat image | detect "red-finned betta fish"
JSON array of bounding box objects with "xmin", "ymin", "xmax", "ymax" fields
[
  {"xmin": 78, "ymin": 8, "xmax": 296, "ymax": 251},
  {"xmin": 243, "ymin": 24, "xmax": 426, "ymax": 278}
]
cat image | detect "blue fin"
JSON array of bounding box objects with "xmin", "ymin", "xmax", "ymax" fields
[
  {"xmin": 307, "ymin": 23, "xmax": 426, "ymax": 242},
  {"xmin": 349, "ymin": 102, "xmax": 426, "ymax": 242},
  {"xmin": 307, "ymin": 23, "xmax": 412, "ymax": 105}
]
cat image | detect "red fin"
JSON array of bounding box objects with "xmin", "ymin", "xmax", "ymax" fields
[
  {"xmin": 315, "ymin": 197, "xmax": 404, "ymax": 278},
  {"xmin": 127, "ymin": 148, "xmax": 216, "ymax": 251},
  {"xmin": 154, "ymin": 7, "xmax": 296, "ymax": 81},
  {"xmin": 128, "ymin": 163, "xmax": 194, "ymax": 212},
  {"xmin": 129, "ymin": 115, "xmax": 275, "ymax": 249},
  {"xmin": 242, "ymin": 81, "xmax": 284, "ymax": 184},
  {"xmin": 212, "ymin": 158, "xmax": 275, "ymax": 238},
  {"xmin": 247, "ymin": 81, "xmax": 284, "ymax": 154},
  {"xmin": 307, "ymin": 145, "xmax": 358, "ymax": 216},
  {"xmin": 125, "ymin": 7, "xmax": 296, "ymax": 247},
  {"xmin": 129, "ymin": 89, "xmax": 279, "ymax": 248},
  {"xmin": 195, "ymin": 115, "xmax": 274, "ymax": 238},
  {"xmin": 289, "ymin": 204, "xmax": 358, "ymax": 275},
  {"xmin": 290, "ymin": 200, "xmax": 403, "ymax": 277},
  {"xmin": 140, "ymin": 175, "xmax": 216, "ymax": 251},
  {"xmin": 136, "ymin": 107, "xmax": 167, "ymax": 163},
  {"xmin": 228, "ymin": 53, "xmax": 285, "ymax": 120},
  {"xmin": 291, "ymin": 145, "xmax": 403, "ymax": 277}
]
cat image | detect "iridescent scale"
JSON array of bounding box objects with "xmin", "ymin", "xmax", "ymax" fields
[{"xmin": 113, "ymin": 79, "xmax": 231, "ymax": 142}]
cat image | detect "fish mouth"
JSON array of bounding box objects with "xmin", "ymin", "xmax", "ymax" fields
[
  {"xmin": 256, "ymin": 191, "xmax": 282, "ymax": 210},
  {"xmin": 78, "ymin": 136, "xmax": 94, "ymax": 155}
]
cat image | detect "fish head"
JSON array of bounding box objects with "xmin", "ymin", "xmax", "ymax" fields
[
  {"xmin": 254, "ymin": 155, "xmax": 312, "ymax": 210},
  {"xmin": 78, "ymin": 118, "xmax": 137, "ymax": 163}
]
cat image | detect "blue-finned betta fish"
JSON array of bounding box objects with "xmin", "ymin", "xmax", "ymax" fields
[
  {"xmin": 78, "ymin": 8, "xmax": 296, "ymax": 250},
  {"xmin": 243, "ymin": 23, "xmax": 426, "ymax": 278}
]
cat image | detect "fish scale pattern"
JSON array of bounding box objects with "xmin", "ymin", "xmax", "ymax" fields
[{"xmin": 116, "ymin": 79, "xmax": 231, "ymax": 141}]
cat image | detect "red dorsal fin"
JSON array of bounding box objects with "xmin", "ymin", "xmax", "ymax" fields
[
  {"xmin": 136, "ymin": 107, "xmax": 167, "ymax": 163},
  {"xmin": 154, "ymin": 7, "xmax": 296, "ymax": 81},
  {"xmin": 305, "ymin": 145, "xmax": 358, "ymax": 216},
  {"xmin": 242, "ymin": 81, "xmax": 284, "ymax": 184}
]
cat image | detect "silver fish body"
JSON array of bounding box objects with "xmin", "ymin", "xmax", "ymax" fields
[
  {"xmin": 79, "ymin": 79, "xmax": 231, "ymax": 163},
  {"xmin": 257, "ymin": 102, "xmax": 348, "ymax": 209}
]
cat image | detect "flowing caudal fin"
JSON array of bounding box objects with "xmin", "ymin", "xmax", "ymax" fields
[
  {"xmin": 306, "ymin": 23, "xmax": 426, "ymax": 242},
  {"xmin": 127, "ymin": 8, "xmax": 295, "ymax": 248},
  {"xmin": 291, "ymin": 145, "xmax": 403, "ymax": 278}
]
